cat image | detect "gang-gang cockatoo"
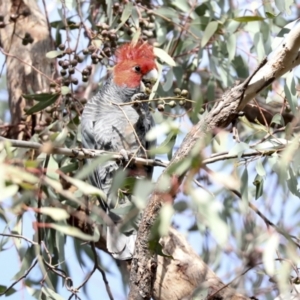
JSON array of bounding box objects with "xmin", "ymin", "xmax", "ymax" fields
[{"xmin": 81, "ymin": 42, "xmax": 158, "ymax": 260}]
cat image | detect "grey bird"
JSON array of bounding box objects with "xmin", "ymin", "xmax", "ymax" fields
[{"xmin": 81, "ymin": 42, "xmax": 158, "ymax": 260}]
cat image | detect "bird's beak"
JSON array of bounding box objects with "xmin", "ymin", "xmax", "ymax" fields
[{"xmin": 140, "ymin": 68, "xmax": 159, "ymax": 91}]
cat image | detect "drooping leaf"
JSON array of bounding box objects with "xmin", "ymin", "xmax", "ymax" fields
[
  {"xmin": 25, "ymin": 94, "xmax": 59, "ymax": 115},
  {"xmin": 233, "ymin": 16, "xmax": 264, "ymax": 22},
  {"xmin": 154, "ymin": 48, "xmax": 176, "ymax": 66},
  {"xmin": 201, "ymin": 21, "xmax": 218, "ymax": 48},
  {"xmin": 41, "ymin": 286, "xmax": 65, "ymax": 300},
  {"xmin": 46, "ymin": 50, "xmax": 64, "ymax": 59},
  {"xmin": 39, "ymin": 207, "xmax": 70, "ymax": 221},
  {"xmin": 48, "ymin": 223, "xmax": 100, "ymax": 242},
  {"xmin": 116, "ymin": 2, "xmax": 133, "ymax": 31}
]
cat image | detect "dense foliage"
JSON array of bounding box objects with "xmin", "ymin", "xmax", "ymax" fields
[{"xmin": 0, "ymin": 0, "xmax": 299, "ymax": 299}]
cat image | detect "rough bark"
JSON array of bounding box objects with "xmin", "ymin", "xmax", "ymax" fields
[
  {"xmin": 0, "ymin": 0, "xmax": 53, "ymax": 139},
  {"xmin": 129, "ymin": 20, "xmax": 300, "ymax": 300},
  {"xmin": 153, "ymin": 228, "xmax": 249, "ymax": 300}
]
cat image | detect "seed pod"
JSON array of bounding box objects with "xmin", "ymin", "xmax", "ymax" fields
[
  {"xmin": 62, "ymin": 60, "xmax": 69, "ymax": 69},
  {"xmin": 77, "ymin": 55, "xmax": 84, "ymax": 63},
  {"xmin": 58, "ymin": 44, "xmax": 65, "ymax": 51},
  {"xmin": 157, "ymin": 104, "xmax": 165, "ymax": 112},
  {"xmin": 83, "ymin": 48, "xmax": 89, "ymax": 55},
  {"xmin": 143, "ymin": 30, "xmax": 153, "ymax": 37},
  {"xmin": 0, "ymin": 22, "xmax": 6, "ymax": 28},
  {"xmin": 174, "ymin": 88, "xmax": 181, "ymax": 96},
  {"xmin": 168, "ymin": 101, "xmax": 176, "ymax": 108},
  {"xmin": 71, "ymin": 78, "xmax": 78, "ymax": 85},
  {"xmin": 180, "ymin": 89, "xmax": 189, "ymax": 97},
  {"xmin": 88, "ymin": 45, "xmax": 96, "ymax": 53},
  {"xmin": 45, "ymin": 107, "xmax": 53, "ymax": 113},
  {"xmin": 179, "ymin": 100, "xmax": 186, "ymax": 106},
  {"xmin": 103, "ymin": 47, "xmax": 111, "ymax": 56},
  {"xmin": 146, "ymin": 22, "xmax": 155, "ymax": 30},
  {"xmin": 70, "ymin": 59, "xmax": 78, "ymax": 67},
  {"xmin": 27, "ymin": 37, "xmax": 34, "ymax": 44},
  {"xmin": 91, "ymin": 53, "xmax": 98, "ymax": 60},
  {"xmin": 63, "ymin": 78, "xmax": 71, "ymax": 86},
  {"xmin": 68, "ymin": 67, "xmax": 75, "ymax": 75},
  {"xmin": 64, "ymin": 47, "xmax": 73, "ymax": 55},
  {"xmin": 101, "ymin": 30, "xmax": 108, "ymax": 37},
  {"xmin": 60, "ymin": 69, "xmax": 67, "ymax": 76},
  {"xmin": 82, "ymin": 75, "xmax": 89, "ymax": 82},
  {"xmin": 150, "ymin": 14, "xmax": 156, "ymax": 22}
]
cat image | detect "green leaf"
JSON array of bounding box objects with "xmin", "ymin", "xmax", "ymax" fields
[
  {"xmin": 25, "ymin": 94, "xmax": 59, "ymax": 115},
  {"xmin": 275, "ymin": 0, "xmax": 293, "ymax": 14},
  {"xmin": 241, "ymin": 168, "xmax": 248, "ymax": 202},
  {"xmin": 46, "ymin": 50, "xmax": 64, "ymax": 59},
  {"xmin": 226, "ymin": 34, "xmax": 236, "ymax": 61},
  {"xmin": 228, "ymin": 142, "xmax": 249, "ymax": 158},
  {"xmin": 233, "ymin": 16, "xmax": 264, "ymax": 22},
  {"xmin": 50, "ymin": 20, "xmax": 78, "ymax": 30},
  {"xmin": 49, "ymin": 223, "xmax": 100, "ymax": 242},
  {"xmin": 133, "ymin": 179, "xmax": 154, "ymax": 209},
  {"xmin": 256, "ymin": 159, "xmax": 266, "ymax": 176},
  {"xmin": 284, "ymin": 73, "xmax": 297, "ymax": 115},
  {"xmin": 265, "ymin": 12, "xmax": 276, "ymax": 19},
  {"xmin": 155, "ymin": 7, "xmax": 178, "ymax": 20},
  {"xmin": 0, "ymin": 285, "xmax": 17, "ymax": 296},
  {"xmin": 253, "ymin": 174, "xmax": 264, "ymax": 200},
  {"xmin": 23, "ymin": 93, "xmax": 57, "ymax": 102},
  {"xmin": 60, "ymin": 174, "xmax": 107, "ymax": 200},
  {"xmin": 116, "ymin": 2, "xmax": 133, "ymax": 31},
  {"xmin": 154, "ymin": 48, "xmax": 176, "ymax": 67},
  {"xmin": 41, "ymin": 286, "xmax": 65, "ymax": 300},
  {"xmin": 75, "ymin": 154, "xmax": 113, "ymax": 180},
  {"xmin": 271, "ymin": 113, "xmax": 284, "ymax": 126},
  {"xmin": 39, "ymin": 207, "xmax": 70, "ymax": 221},
  {"xmin": 201, "ymin": 21, "xmax": 218, "ymax": 48},
  {"xmin": 162, "ymin": 68, "xmax": 174, "ymax": 91}
]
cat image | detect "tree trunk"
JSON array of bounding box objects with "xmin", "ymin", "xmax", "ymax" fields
[{"xmin": 0, "ymin": 0, "xmax": 53, "ymax": 139}]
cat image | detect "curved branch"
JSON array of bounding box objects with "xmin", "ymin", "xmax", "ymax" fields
[{"xmin": 128, "ymin": 19, "xmax": 300, "ymax": 300}]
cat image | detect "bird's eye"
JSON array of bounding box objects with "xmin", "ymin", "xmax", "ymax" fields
[{"xmin": 134, "ymin": 66, "xmax": 141, "ymax": 73}]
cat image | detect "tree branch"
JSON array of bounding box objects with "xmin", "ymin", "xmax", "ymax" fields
[
  {"xmin": 128, "ymin": 19, "xmax": 300, "ymax": 300},
  {"xmin": 0, "ymin": 136, "xmax": 167, "ymax": 168}
]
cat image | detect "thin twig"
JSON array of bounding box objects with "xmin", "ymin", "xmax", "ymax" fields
[
  {"xmin": 0, "ymin": 48, "xmax": 55, "ymax": 84},
  {"xmin": 0, "ymin": 233, "xmax": 38, "ymax": 245},
  {"xmin": 0, "ymin": 137, "xmax": 167, "ymax": 167},
  {"xmin": 0, "ymin": 259, "xmax": 38, "ymax": 296},
  {"xmin": 91, "ymin": 242, "xmax": 114, "ymax": 300}
]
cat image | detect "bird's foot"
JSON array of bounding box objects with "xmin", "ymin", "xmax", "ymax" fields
[
  {"xmin": 131, "ymin": 92, "xmax": 148, "ymax": 102},
  {"xmin": 119, "ymin": 149, "xmax": 131, "ymax": 161}
]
